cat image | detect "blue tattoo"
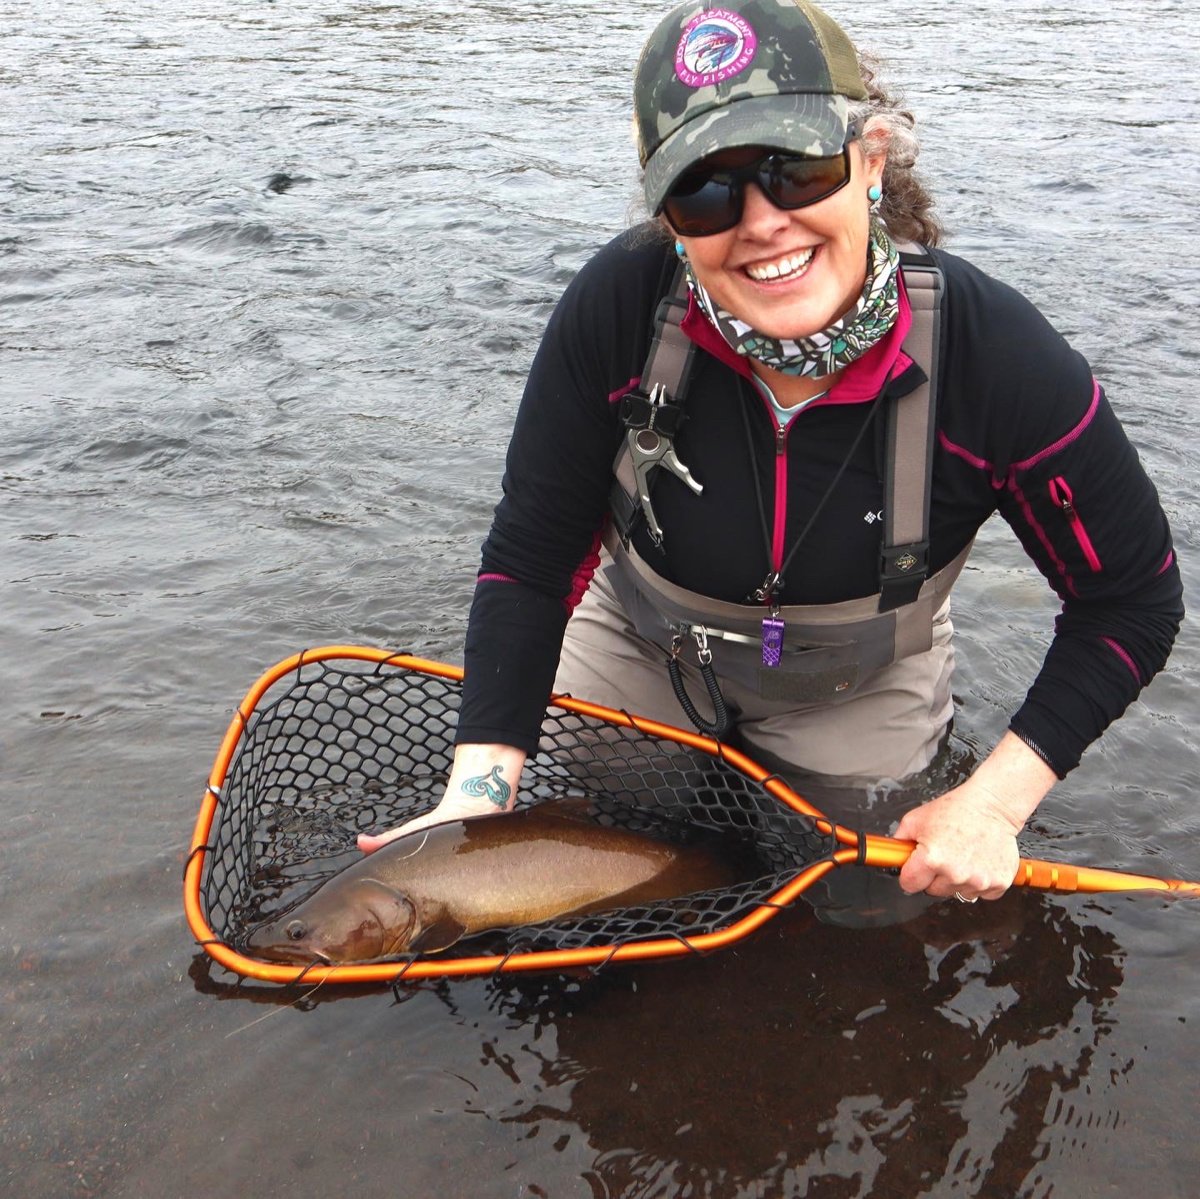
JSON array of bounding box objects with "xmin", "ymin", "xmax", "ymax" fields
[{"xmin": 461, "ymin": 766, "xmax": 511, "ymax": 809}]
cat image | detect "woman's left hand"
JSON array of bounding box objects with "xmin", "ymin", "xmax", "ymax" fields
[{"xmin": 893, "ymin": 730, "xmax": 1058, "ymax": 902}]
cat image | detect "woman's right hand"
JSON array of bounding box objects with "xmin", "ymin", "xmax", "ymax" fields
[{"xmin": 356, "ymin": 743, "xmax": 527, "ymax": 854}]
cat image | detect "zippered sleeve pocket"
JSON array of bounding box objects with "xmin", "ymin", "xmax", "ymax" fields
[{"xmin": 1048, "ymin": 476, "xmax": 1101, "ymax": 572}]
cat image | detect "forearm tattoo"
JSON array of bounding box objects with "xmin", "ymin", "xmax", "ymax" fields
[{"xmin": 460, "ymin": 765, "xmax": 512, "ymax": 809}]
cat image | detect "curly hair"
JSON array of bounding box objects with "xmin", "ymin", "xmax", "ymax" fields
[{"xmin": 848, "ymin": 52, "xmax": 945, "ymax": 247}]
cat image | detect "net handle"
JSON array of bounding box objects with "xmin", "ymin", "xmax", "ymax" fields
[{"xmin": 857, "ymin": 834, "xmax": 1200, "ymax": 896}]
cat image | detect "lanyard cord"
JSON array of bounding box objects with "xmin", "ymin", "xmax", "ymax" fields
[{"xmin": 737, "ymin": 377, "xmax": 886, "ymax": 605}]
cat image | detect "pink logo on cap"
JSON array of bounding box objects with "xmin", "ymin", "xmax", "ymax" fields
[{"xmin": 675, "ymin": 9, "xmax": 758, "ymax": 88}]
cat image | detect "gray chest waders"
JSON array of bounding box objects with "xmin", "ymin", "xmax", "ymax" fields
[{"xmin": 607, "ymin": 246, "xmax": 967, "ymax": 739}]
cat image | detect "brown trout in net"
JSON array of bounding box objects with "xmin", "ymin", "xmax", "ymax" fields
[{"xmin": 242, "ymin": 800, "xmax": 738, "ymax": 963}]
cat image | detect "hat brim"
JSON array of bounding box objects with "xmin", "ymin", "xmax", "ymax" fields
[{"xmin": 643, "ymin": 92, "xmax": 850, "ymax": 216}]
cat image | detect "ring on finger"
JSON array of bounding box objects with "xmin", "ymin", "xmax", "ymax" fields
[{"xmin": 954, "ymin": 891, "xmax": 978, "ymax": 904}]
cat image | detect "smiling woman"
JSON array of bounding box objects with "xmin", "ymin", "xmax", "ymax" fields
[
  {"xmin": 672, "ymin": 139, "xmax": 884, "ymax": 349},
  {"xmin": 358, "ymin": 0, "xmax": 1183, "ymax": 926}
]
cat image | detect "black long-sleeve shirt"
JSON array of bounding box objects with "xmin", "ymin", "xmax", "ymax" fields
[{"xmin": 458, "ymin": 228, "xmax": 1183, "ymax": 777}]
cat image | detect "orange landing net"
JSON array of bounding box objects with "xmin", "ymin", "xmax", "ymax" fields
[{"xmin": 184, "ymin": 647, "xmax": 1199, "ymax": 987}]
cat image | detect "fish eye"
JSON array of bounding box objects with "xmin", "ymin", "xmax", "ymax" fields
[{"xmin": 286, "ymin": 920, "xmax": 307, "ymax": 941}]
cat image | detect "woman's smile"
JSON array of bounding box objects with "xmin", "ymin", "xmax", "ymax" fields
[{"xmin": 743, "ymin": 245, "xmax": 818, "ymax": 284}]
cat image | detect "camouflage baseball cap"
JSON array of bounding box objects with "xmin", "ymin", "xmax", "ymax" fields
[{"xmin": 635, "ymin": 0, "xmax": 868, "ymax": 214}]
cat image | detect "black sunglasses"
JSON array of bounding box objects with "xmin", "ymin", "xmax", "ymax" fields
[{"xmin": 661, "ymin": 132, "xmax": 859, "ymax": 239}]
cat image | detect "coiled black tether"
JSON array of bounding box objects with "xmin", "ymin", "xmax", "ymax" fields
[{"xmin": 667, "ymin": 628, "xmax": 733, "ymax": 740}]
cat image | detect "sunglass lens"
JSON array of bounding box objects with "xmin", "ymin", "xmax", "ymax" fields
[
  {"xmin": 768, "ymin": 153, "xmax": 850, "ymax": 208},
  {"xmin": 662, "ymin": 173, "xmax": 740, "ymax": 238}
]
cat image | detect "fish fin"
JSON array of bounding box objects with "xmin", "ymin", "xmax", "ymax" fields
[{"xmin": 408, "ymin": 911, "xmax": 468, "ymax": 954}]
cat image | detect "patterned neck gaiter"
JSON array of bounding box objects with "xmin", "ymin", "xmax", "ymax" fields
[{"xmin": 685, "ymin": 217, "xmax": 901, "ymax": 379}]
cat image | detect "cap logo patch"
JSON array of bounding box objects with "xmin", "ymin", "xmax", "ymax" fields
[{"xmin": 675, "ymin": 9, "xmax": 757, "ymax": 89}]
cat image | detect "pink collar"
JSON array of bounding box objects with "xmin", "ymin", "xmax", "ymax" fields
[{"xmin": 679, "ymin": 271, "xmax": 914, "ymax": 408}]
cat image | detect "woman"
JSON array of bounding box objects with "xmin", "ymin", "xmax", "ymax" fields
[{"xmin": 360, "ymin": 0, "xmax": 1182, "ymax": 909}]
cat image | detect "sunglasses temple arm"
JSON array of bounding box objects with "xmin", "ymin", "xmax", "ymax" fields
[{"xmin": 856, "ymin": 834, "xmax": 1200, "ymax": 896}]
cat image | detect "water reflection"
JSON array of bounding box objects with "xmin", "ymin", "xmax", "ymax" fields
[
  {"xmin": 482, "ymin": 894, "xmax": 1124, "ymax": 1196},
  {"xmin": 188, "ymin": 950, "xmax": 446, "ymax": 1010}
]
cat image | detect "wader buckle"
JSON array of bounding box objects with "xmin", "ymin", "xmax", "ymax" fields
[{"xmin": 878, "ymin": 540, "xmax": 930, "ymax": 611}]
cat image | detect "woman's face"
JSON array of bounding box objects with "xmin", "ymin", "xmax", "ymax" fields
[{"xmin": 676, "ymin": 142, "xmax": 885, "ymax": 343}]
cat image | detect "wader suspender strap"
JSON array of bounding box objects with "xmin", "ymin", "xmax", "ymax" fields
[
  {"xmin": 640, "ymin": 263, "xmax": 693, "ymax": 404},
  {"xmin": 610, "ymin": 264, "xmax": 700, "ymax": 547},
  {"xmin": 878, "ymin": 251, "xmax": 944, "ymax": 612}
]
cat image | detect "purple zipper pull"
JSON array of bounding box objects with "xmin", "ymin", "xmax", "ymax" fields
[{"xmin": 762, "ymin": 613, "xmax": 784, "ymax": 667}]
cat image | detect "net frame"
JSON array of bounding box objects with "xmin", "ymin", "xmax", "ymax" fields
[
  {"xmin": 185, "ymin": 646, "xmax": 871, "ymax": 985},
  {"xmin": 185, "ymin": 646, "xmax": 1200, "ymax": 988}
]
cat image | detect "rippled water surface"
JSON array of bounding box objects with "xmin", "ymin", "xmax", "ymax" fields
[{"xmin": 3, "ymin": 2, "xmax": 1198, "ymax": 1195}]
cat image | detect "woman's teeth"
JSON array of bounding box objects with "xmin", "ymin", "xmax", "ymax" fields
[{"xmin": 746, "ymin": 247, "xmax": 815, "ymax": 282}]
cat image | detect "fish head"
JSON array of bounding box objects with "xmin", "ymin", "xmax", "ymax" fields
[{"xmin": 243, "ymin": 877, "xmax": 418, "ymax": 965}]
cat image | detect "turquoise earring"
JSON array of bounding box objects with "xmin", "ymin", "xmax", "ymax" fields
[
  {"xmin": 867, "ymin": 184, "xmax": 883, "ymax": 203},
  {"xmin": 675, "ymin": 240, "xmax": 687, "ymax": 259}
]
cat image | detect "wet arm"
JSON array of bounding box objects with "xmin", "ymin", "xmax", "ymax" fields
[
  {"xmin": 357, "ymin": 743, "xmax": 526, "ymax": 852},
  {"xmin": 894, "ymin": 731, "xmax": 1057, "ymax": 898}
]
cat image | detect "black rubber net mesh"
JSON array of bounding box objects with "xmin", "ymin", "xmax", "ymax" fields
[{"xmin": 200, "ymin": 657, "xmax": 835, "ymax": 965}]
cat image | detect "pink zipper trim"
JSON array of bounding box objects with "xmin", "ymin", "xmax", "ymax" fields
[
  {"xmin": 1010, "ymin": 379, "xmax": 1102, "ymax": 472},
  {"xmin": 1048, "ymin": 476, "xmax": 1102, "ymax": 572},
  {"xmin": 938, "ymin": 378, "xmax": 1104, "ymax": 487},
  {"xmin": 478, "ymin": 531, "xmax": 603, "ymax": 614},
  {"xmin": 1102, "ymin": 636, "xmax": 1141, "ymax": 684},
  {"xmin": 772, "ymin": 421, "xmax": 788, "ymax": 569},
  {"xmin": 609, "ymin": 376, "xmax": 640, "ymax": 405},
  {"xmin": 937, "ymin": 430, "xmax": 997, "ymax": 478},
  {"xmin": 1157, "ymin": 550, "xmax": 1175, "ymax": 576},
  {"xmin": 748, "ymin": 341, "xmax": 916, "ymax": 574},
  {"xmin": 564, "ymin": 530, "xmax": 604, "ymax": 612},
  {"xmin": 1008, "ymin": 476, "xmax": 1077, "ymax": 598}
]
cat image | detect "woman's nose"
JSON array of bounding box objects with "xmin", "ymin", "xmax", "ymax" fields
[{"xmin": 738, "ymin": 181, "xmax": 791, "ymax": 237}]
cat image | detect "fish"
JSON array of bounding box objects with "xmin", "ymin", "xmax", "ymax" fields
[{"xmin": 242, "ymin": 800, "xmax": 737, "ymax": 964}]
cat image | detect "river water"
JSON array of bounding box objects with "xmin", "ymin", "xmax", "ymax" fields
[{"xmin": 2, "ymin": 1, "xmax": 1198, "ymax": 1195}]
